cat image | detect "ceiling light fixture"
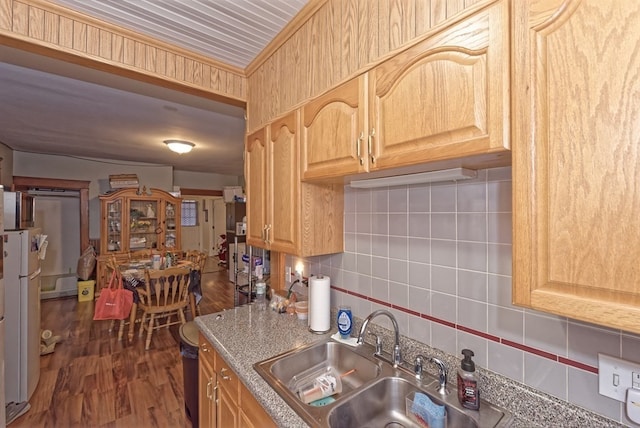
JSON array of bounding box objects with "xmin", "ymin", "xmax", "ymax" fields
[
  {"xmin": 164, "ymin": 139, "xmax": 195, "ymax": 154},
  {"xmin": 349, "ymin": 167, "xmax": 477, "ymax": 188}
]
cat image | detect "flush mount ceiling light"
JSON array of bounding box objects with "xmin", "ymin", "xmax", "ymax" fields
[
  {"xmin": 349, "ymin": 167, "xmax": 477, "ymax": 188},
  {"xmin": 164, "ymin": 139, "xmax": 195, "ymax": 154}
]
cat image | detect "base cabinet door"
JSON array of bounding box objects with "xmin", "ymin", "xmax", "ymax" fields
[
  {"xmin": 198, "ymin": 334, "xmax": 276, "ymax": 427},
  {"xmin": 218, "ymin": 386, "xmax": 239, "ymax": 428},
  {"xmin": 198, "ymin": 336, "xmax": 217, "ymax": 427},
  {"xmin": 512, "ymin": 0, "xmax": 640, "ymax": 333}
]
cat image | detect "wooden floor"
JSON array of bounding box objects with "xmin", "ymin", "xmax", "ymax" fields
[{"xmin": 12, "ymin": 258, "xmax": 234, "ymax": 428}]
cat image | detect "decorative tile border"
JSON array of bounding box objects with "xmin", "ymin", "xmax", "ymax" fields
[{"xmin": 332, "ymin": 285, "xmax": 599, "ymax": 374}]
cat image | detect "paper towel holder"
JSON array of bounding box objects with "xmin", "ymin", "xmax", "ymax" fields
[{"xmin": 308, "ymin": 275, "xmax": 331, "ymax": 334}]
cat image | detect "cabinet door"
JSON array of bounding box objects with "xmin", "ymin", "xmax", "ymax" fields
[
  {"xmin": 512, "ymin": 0, "xmax": 640, "ymax": 333},
  {"xmin": 245, "ymin": 127, "xmax": 268, "ymax": 248},
  {"xmin": 128, "ymin": 198, "xmax": 160, "ymax": 251},
  {"xmin": 162, "ymin": 200, "xmax": 180, "ymax": 251},
  {"xmin": 301, "ymin": 75, "xmax": 367, "ymax": 180},
  {"xmin": 199, "ymin": 340, "xmax": 217, "ymax": 428},
  {"xmin": 103, "ymin": 198, "xmax": 123, "ymax": 253},
  {"xmin": 218, "ymin": 386, "xmax": 239, "ymax": 428},
  {"xmin": 369, "ymin": 0, "xmax": 509, "ymax": 170},
  {"xmin": 268, "ymin": 112, "xmax": 299, "ymax": 254},
  {"xmin": 239, "ymin": 383, "xmax": 276, "ymax": 428}
]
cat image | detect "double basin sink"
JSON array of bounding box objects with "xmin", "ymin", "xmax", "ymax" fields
[{"xmin": 254, "ymin": 339, "xmax": 511, "ymax": 427}]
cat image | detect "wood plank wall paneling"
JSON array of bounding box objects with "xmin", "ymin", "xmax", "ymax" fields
[
  {"xmin": 246, "ymin": 0, "xmax": 495, "ymax": 132},
  {"xmin": 0, "ymin": 0, "xmax": 246, "ymax": 105}
]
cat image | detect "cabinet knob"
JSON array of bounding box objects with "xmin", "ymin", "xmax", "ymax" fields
[{"xmin": 220, "ymin": 367, "xmax": 231, "ymax": 381}]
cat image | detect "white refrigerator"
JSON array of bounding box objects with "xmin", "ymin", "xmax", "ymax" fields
[{"xmin": 4, "ymin": 228, "xmax": 42, "ymax": 407}]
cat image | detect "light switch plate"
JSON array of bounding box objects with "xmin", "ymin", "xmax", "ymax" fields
[
  {"xmin": 285, "ymin": 266, "xmax": 292, "ymax": 283},
  {"xmin": 598, "ymin": 353, "xmax": 640, "ymax": 402}
]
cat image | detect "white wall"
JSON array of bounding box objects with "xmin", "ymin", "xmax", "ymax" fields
[
  {"xmin": 35, "ymin": 195, "xmax": 80, "ymax": 276},
  {"xmin": 14, "ymin": 151, "xmax": 173, "ymax": 238},
  {"xmin": 173, "ymin": 170, "xmax": 242, "ymax": 189}
]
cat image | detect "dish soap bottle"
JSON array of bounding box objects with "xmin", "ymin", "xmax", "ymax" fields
[
  {"xmin": 255, "ymin": 274, "xmax": 267, "ymax": 311},
  {"xmin": 457, "ymin": 349, "xmax": 480, "ymax": 410}
]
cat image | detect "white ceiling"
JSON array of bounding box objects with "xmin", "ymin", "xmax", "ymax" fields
[{"xmin": 0, "ymin": 1, "xmax": 308, "ymax": 175}]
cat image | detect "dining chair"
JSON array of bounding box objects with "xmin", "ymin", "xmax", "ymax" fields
[
  {"xmin": 138, "ymin": 266, "xmax": 191, "ymax": 350},
  {"xmin": 184, "ymin": 250, "xmax": 207, "ymax": 318}
]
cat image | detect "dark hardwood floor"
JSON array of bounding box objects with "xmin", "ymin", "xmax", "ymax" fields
[{"xmin": 12, "ymin": 258, "xmax": 234, "ymax": 428}]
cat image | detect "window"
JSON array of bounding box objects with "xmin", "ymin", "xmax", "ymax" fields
[{"xmin": 181, "ymin": 200, "xmax": 198, "ymax": 226}]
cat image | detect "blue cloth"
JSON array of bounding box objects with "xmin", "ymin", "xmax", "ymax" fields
[{"xmin": 411, "ymin": 392, "xmax": 446, "ymax": 428}]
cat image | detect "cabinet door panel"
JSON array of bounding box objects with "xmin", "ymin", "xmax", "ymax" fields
[
  {"xmin": 370, "ymin": 1, "xmax": 508, "ymax": 170},
  {"xmin": 513, "ymin": 0, "xmax": 640, "ymax": 332},
  {"xmin": 269, "ymin": 112, "xmax": 299, "ymax": 254},
  {"xmin": 301, "ymin": 76, "xmax": 367, "ymax": 180},
  {"xmin": 245, "ymin": 128, "xmax": 268, "ymax": 247}
]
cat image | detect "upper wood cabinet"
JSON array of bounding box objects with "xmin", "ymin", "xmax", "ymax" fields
[
  {"xmin": 246, "ymin": 111, "xmax": 343, "ymax": 256},
  {"xmin": 246, "ymin": 113, "xmax": 299, "ymax": 254},
  {"xmin": 512, "ymin": 0, "xmax": 640, "ymax": 334},
  {"xmin": 301, "ymin": 0, "xmax": 510, "ymax": 181},
  {"xmin": 301, "ymin": 76, "xmax": 367, "ymax": 180}
]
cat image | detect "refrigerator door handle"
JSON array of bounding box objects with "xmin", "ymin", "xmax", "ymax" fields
[{"xmin": 19, "ymin": 267, "xmax": 41, "ymax": 281}]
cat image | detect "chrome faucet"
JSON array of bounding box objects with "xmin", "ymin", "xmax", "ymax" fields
[
  {"xmin": 356, "ymin": 310, "xmax": 402, "ymax": 367},
  {"xmin": 414, "ymin": 354, "xmax": 448, "ymax": 395}
]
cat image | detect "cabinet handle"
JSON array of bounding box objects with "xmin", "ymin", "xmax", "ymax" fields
[
  {"xmin": 357, "ymin": 131, "xmax": 364, "ymax": 165},
  {"xmin": 220, "ymin": 367, "xmax": 231, "ymax": 381},
  {"xmin": 206, "ymin": 379, "xmax": 218, "ymax": 399},
  {"xmin": 265, "ymin": 224, "xmax": 272, "ymax": 245},
  {"xmin": 369, "ymin": 128, "xmax": 376, "ymax": 164}
]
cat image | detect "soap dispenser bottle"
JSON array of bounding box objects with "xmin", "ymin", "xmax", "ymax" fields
[{"xmin": 457, "ymin": 349, "xmax": 480, "ymax": 410}]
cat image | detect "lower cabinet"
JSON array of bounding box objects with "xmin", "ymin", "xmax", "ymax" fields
[
  {"xmin": 198, "ymin": 333, "xmax": 275, "ymax": 428},
  {"xmin": 198, "ymin": 335, "xmax": 217, "ymax": 427}
]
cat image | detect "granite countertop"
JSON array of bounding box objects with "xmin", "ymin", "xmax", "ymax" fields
[
  {"xmin": 195, "ymin": 305, "xmax": 332, "ymax": 427},
  {"xmin": 196, "ymin": 305, "xmax": 624, "ymax": 428}
]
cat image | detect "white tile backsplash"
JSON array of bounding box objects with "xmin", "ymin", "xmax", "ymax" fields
[
  {"xmin": 524, "ymin": 353, "xmax": 567, "ymax": 400},
  {"xmin": 298, "ymin": 167, "xmax": 627, "ymax": 424}
]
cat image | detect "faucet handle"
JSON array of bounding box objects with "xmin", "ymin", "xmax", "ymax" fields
[
  {"xmin": 369, "ymin": 332, "xmax": 383, "ymax": 355},
  {"xmin": 414, "ymin": 355, "xmax": 426, "ymax": 380}
]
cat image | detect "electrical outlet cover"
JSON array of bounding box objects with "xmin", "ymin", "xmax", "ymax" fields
[{"xmin": 599, "ymin": 353, "xmax": 640, "ymax": 402}]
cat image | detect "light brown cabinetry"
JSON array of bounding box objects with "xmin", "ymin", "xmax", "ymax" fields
[
  {"xmin": 198, "ymin": 333, "xmax": 275, "ymax": 428},
  {"xmin": 301, "ymin": 0, "xmax": 510, "ymax": 182},
  {"xmin": 512, "ymin": 0, "xmax": 640, "ymax": 333},
  {"xmin": 246, "ymin": 111, "xmax": 343, "ymax": 256},
  {"xmin": 199, "ymin": 336, "xmax": 217, "ymax": 427},
  {"xmin": 96, "ymin": 188, "xmax": 181, "ymax": 291}
]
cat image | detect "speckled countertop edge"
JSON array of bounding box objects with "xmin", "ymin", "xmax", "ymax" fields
[{"xmin": 196, "ymin": 306, "xmax": 625, "ymax": 428}]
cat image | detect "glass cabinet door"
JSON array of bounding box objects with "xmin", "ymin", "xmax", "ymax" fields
[
  {"xmin": 164, "ymin": 201, "xmax": 178, "ymax": 250},
  {"xmin": 129, "ymin": 199, "xmax": 159, "ymax": 250},
  {"xmin": 106, "ymin": 199, "xmax": 123, "ymax": 252}
]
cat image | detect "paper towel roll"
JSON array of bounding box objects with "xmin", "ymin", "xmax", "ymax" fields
[{"xmin": 308, "ymin": 275, "xmax": 331, "ymax": 333}]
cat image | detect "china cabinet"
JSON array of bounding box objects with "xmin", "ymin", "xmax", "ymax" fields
[
  {"xmin": 96, "ymin": 187, "xmax": 182, "ymax": 291},
  {"xmin": 99, "ymin": 187, "xmax": 181, "ymax": 254},
  {"xmin": 512, "ymin": 0, "xmax": 640, "ymax": 333},
  {"xmin": 301, "ymin": 0, "xmax": 510, "ymax": 181},
  {"xmin": 246, "ymin": 111, "xmax": 343, "ymax": 256}
]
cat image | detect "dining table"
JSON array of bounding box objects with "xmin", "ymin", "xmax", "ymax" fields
[{"xmin": 118, "ymin": 259, "xmax": 197, "ymax": 342}]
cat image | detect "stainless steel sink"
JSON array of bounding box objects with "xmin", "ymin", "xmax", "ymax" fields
[
  {"xmin": 328, "ymin": 376, "xmax": 497, "ymax": 428},
  {"xmin": 268, "ymin": 340, "xmax": 381, "ymax": 396},
  {"xmin": 254, "ymin": 339, "xmax": 512, "ymax": 427}
]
